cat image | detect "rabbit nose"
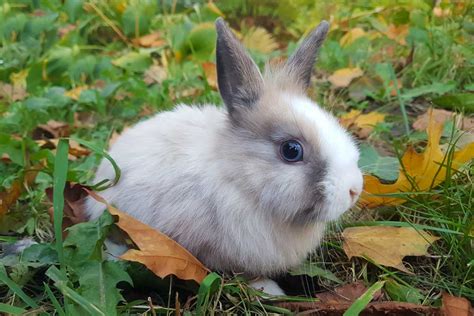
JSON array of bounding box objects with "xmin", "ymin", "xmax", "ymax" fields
[{"xmin": 349, "ymin": 188, "xmax": 360, "ymax": 202}]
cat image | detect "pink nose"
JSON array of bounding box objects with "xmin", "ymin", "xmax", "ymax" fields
[{"xmin": 349, "ymin": 188, "xmax": 360, "ymax": 202}]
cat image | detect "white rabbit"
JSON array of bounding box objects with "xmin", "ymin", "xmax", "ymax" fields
[{"xmin": 85, "ymin": 18, "xmax": 363, "ymax": 295}]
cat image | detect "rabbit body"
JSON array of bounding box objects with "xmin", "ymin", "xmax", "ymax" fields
[{"xmin": 86, "ymin": 19, "xmax": 363, "ymax": 278}]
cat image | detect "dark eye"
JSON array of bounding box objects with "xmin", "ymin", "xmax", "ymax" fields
[{"xmin": 280, "ymin": 140, "xmax": 303, "ymax": 162}]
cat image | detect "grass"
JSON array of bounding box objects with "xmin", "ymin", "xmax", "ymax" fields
[{"xmin": 0, "ymin": 0, "xmax": 473, "ymax": 314}]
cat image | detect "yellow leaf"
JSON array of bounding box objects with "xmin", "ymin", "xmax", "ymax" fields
[
  {"xmin": 241, "ymin": 26, "xmax": 278, "ymax": 54},
  {"xmin": 65, "ymin": 85, "xmax": 89, "ymax": 101},
  {"xmin": 339, "ymin": 27, "xmax": 366, "ymax": 46},
  {"xmin": 10, "ymin": 69, "xmax": 29, "ymax": 89},
  {"xmin": 340, "ymin": 109, "xmax": 386, "ymax": 138},
  {"xmin": 202, "ymin": 62, "xmax": 217, "ymax": 90},
  {"xmin": 382, "ymin": 24, "xmax": 409, "ymax": 46},
  {"xmin": 207, "ymin": 2, "xmax": 224, "ymax": 17},
  {"xmin": 328, "ymin": 67, "xmax": 363, "ymax": 88},
  {"xmin": 343, "ymin": 226, "xmax": 439, "ymax": 273},
  {"xmin": 132, "ymin": 32, "xmax": 166, "ymax": 48},
  {"xmin": 360, "ymin": 109, "xmax": 474, "ymax": 208},
  {"xmin": 89, "ymin": 192, "xmax": 209, "ymax": 283}
]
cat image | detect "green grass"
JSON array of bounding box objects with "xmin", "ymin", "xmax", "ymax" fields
[{"xmin": 0, "ymin": 0, "xmax": 473, "ymax": 314}]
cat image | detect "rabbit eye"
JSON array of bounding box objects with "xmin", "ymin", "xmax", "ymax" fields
[{"xmin": 280, "ymin": 140, "xmax": 303, "ymax": 162}]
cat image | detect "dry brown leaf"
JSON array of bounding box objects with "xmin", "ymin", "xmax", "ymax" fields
[
  {"xmin": 88, "ymin": 191, "xmax": 209, "ymax": 283},
  {"xmin": 202, "ymin": 62, "xmax": 217, "ymax": 90},
  {"xmin": 342, "ymin": 226, "xmax": 439, "ymax": 273},
  {"xmin": 382, "ymin": 24, "xmax": 409, "ymax": 46},
  {"xmin": 36, "ymin": 120, "xmax": 70, "ymax": 138},
  {"xmin": 46, "ymin": 183, "xmax": 89, "ymax": 237},
  {"xmin": 340, "ymin": 27, "xmax": 366, "ymax": 46},
  {"xmin": 361, "ymin": 110, "xmax": 474, "ymax": 208},
  {"xmin": 413, "ymin": 109, "xmax": 474, "ymax": 132},
  {"xmin": 0, "ymin": 169, "xmax": 39, "ymax": 216},
  {"xmin": 441, "ymin": 292, "xmax": 473, "ymax": 316},
  {"xmin": 132, "ymin": 32, "xmax": 166, "ymax": 48},
  {"xmin": 278, "ymin": 300, "xmax": 440, "ymax": 315},
  {"xmin": 144, "ymin": 64, "xmax": 167, "ymax": 85},
  {"xmin": 36, "ymin": 139, "xmax": 90, "ymax": 159},
  {"xmin": 328, "ymin": 67, "xmax": 364, "ymax": 88},
  {"xmin": 58, "ymin": 24, "xmax": 77, "ymax": 38},
  {"xmin": 340, "ymin": 109, "xmax": 386, "ymax": 138}
]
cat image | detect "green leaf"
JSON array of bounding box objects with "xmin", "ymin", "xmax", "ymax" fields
[
  {"xmin": 358, "ymin": 144, "xmax": 399, "ymax": 181},
  {"xmin": 187, "ymin": 23, "xmax": 217, "ymax": 60},
  {"xmin": 112, "ymin": 52, "xmax": 152, "ymax": 73},
  {"xmin": 290, "ymin": 262, "xmax": 343, "ymax": 284},
  {"xmin": 384, "ymin": 279, "xmax": 424, "ymax": 304},
  {"xmin": 22, "ymin": 243, "xmax": 58, "ymax": 266},
  {"xmin": 46, "ymin": 266, "xmax": 104, "ymax": 316},
  {"xmin": 401, "ymin": 82, "xmax": 456, "ymax": 100},
  {"xmin": 432, "ymin": 93, "xmax": 474, "ymax": 112},
  {"xmin": 63, "ymin": 211, "xmax": 115, "ymax": 265},
  {"xmin": 344, "ymin": 281, "xmax": 385, "ymax": 316},
  {"xmin": 74, "ymin": 261, "xmax": 132, "ymax": 316}
]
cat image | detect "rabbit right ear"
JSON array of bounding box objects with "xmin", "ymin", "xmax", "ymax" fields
[{"xmin": 215, "ymin": 18, "xmax": 263, "ymax": 120}]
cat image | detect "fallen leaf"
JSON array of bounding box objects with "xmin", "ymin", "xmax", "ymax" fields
[
  {"xmin": 241, "ymin": 26, "xmax": 278, "ymax": 54},
  {"xmin": 65, "ymin": 85, "xmax": 89, "ymax": 101},
  {"xmin": 0, "ymin": 169, "xmax": 39, "ymax": 216},
  {"xmin": 277, "ymin": 300, "xmax": 440, "ymax": 315},
  {"xmin": 46, "ymin": 183, "xmax": 89, "ymax": 237},
  {"xmin": 132, "ymin": 31, "xmax": 166, "ymax": 48},
  {"xmin": 441, "ymin": 292, "xmax": 473, "ymax": 316},
  {"xmin": 413, "ymin": 109, "xmax": 474, "ymax": 132},
  {"xmin": 58, "ymin": 24, "xmax": 77, "ymax": 38},
  {"xmin": 0, "ymin": 83, "xmax": 27, "ymax": 102},
  {"xmin": 340, "ymin": 109, "xmax": 386, "ymax": 138},
  {"xmin": 433, "ymin": 7, "xmax": 451, "ymax": 18},
  {"xmin": 382, "ymin": 24, "xmax": 409, "ymax": 46},
  {"xmin": 36, "ymin": 139, "xmax": 90, "ymax": 159},
  {"xmin": 342, "ymin": 226, "xmax": 439, "ymax": 273},
  {"xmin": 316, "ymin": 281, "xmax": 382, "ymax": 304},
  {"xmin": 143, "ymin": 64, "xmax": 167, "ymax": 85},
  {"xmin": 88, "ymin": 191, "xmax": 209, "ymax": 283},
  {"xmin": 35, "ymin": 120, "xmax": 70, "ymax": 139},
  {"xmin": 361, "ymin": 110, "xmax": 474, "ymax": 208},
  {"xmin": 202, "ymin": 62, "xmax": 217, "ymax": 90},
  {"xmin": 340, "ymin": 27, "xmax": 366, "ymax": 46},
  {"xmin": 328, "ymin": 67, "xmax": 364, "ymax": 88}
]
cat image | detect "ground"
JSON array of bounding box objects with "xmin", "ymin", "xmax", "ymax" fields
[{"xmin": 0, "ymin": 1, "xmax": 473, "ymax": 315}]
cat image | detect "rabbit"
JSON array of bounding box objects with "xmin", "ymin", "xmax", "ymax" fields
[{"xmin": 85, "ymin": 18, "xmax": 363, "ymax": 295}]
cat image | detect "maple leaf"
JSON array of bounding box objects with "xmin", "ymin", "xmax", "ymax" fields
[
  {"xmin": 361, "ymin": 110, "xmax": 474, "ymax": 208},
  {"xmin": 328, "ymin": 67, "xmax": 364, "ymax": 88},
  {"xmin": 202, "ymin": 62, "xmax": 218, "ymax": 90},
  {"xmin": 340, "ymin": 109, "xmax": 386, "ymax": 138},
  {"xmin": 89, "ymin": 191, "xmax": 209, "ymax": 283},
  {"xmin": 342, "ymin": 226, "xmax": 439, "ymax": 273}
]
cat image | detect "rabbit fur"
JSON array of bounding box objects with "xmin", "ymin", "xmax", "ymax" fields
[{"xmin": 86, "ymin": 18, "xmax": 363, "ymax": 285}]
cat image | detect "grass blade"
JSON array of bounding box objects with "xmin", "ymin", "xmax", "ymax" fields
[
  {"xmin": 71, "ymin": 137, "xmax": 121, "ymax": 191},
  {"xmin": 44, "ymin": 283, "xmax": 66, "ymax": 316},
  {"xmin": 0, "ymin": 303, "xmax": 26, "ymax": 315},
  {"xmin": 53, "ymin": 139, "xmax": 69, "ymax": 270},
  {"xmin": 344, "ymin": 281, "xmax": 385, "ymax": 316},
  {"xmin": 0, "ymin": 265, "xmax": 39, "ymax": 308}
]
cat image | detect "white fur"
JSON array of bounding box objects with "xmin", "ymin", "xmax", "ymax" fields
[
  {"xmin": 85, "ymin": 100, "xmax": 361, "ymax": 276},
  {"xmin": 250, "ymin": 279, "xmax": 285, "ymax": 296},
  {"xmin": 288, "ymin": 94, "xmax": 363, "ymax": 220}
]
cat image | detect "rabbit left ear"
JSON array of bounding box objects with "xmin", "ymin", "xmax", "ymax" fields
[
  {"xmin": 285, "ymin": 21, "xmax": 329, "ymax": 90},
  {"xmin": 215, "ymin": 18, "xmax": 264, "ymax": 120}
]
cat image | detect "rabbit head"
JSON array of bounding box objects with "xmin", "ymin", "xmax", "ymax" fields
[{"xmin": 215, "ymin": 18, "xmax": 363, "ymax": 226}]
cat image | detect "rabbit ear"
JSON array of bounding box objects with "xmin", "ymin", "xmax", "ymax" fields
[
  {"xmin": 285, "ymin": 21, "xmax": 329, "ymax": 90},
  {"xmin": 215, "ymin": 18, "xmax": 263, "ymax": 118}
]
